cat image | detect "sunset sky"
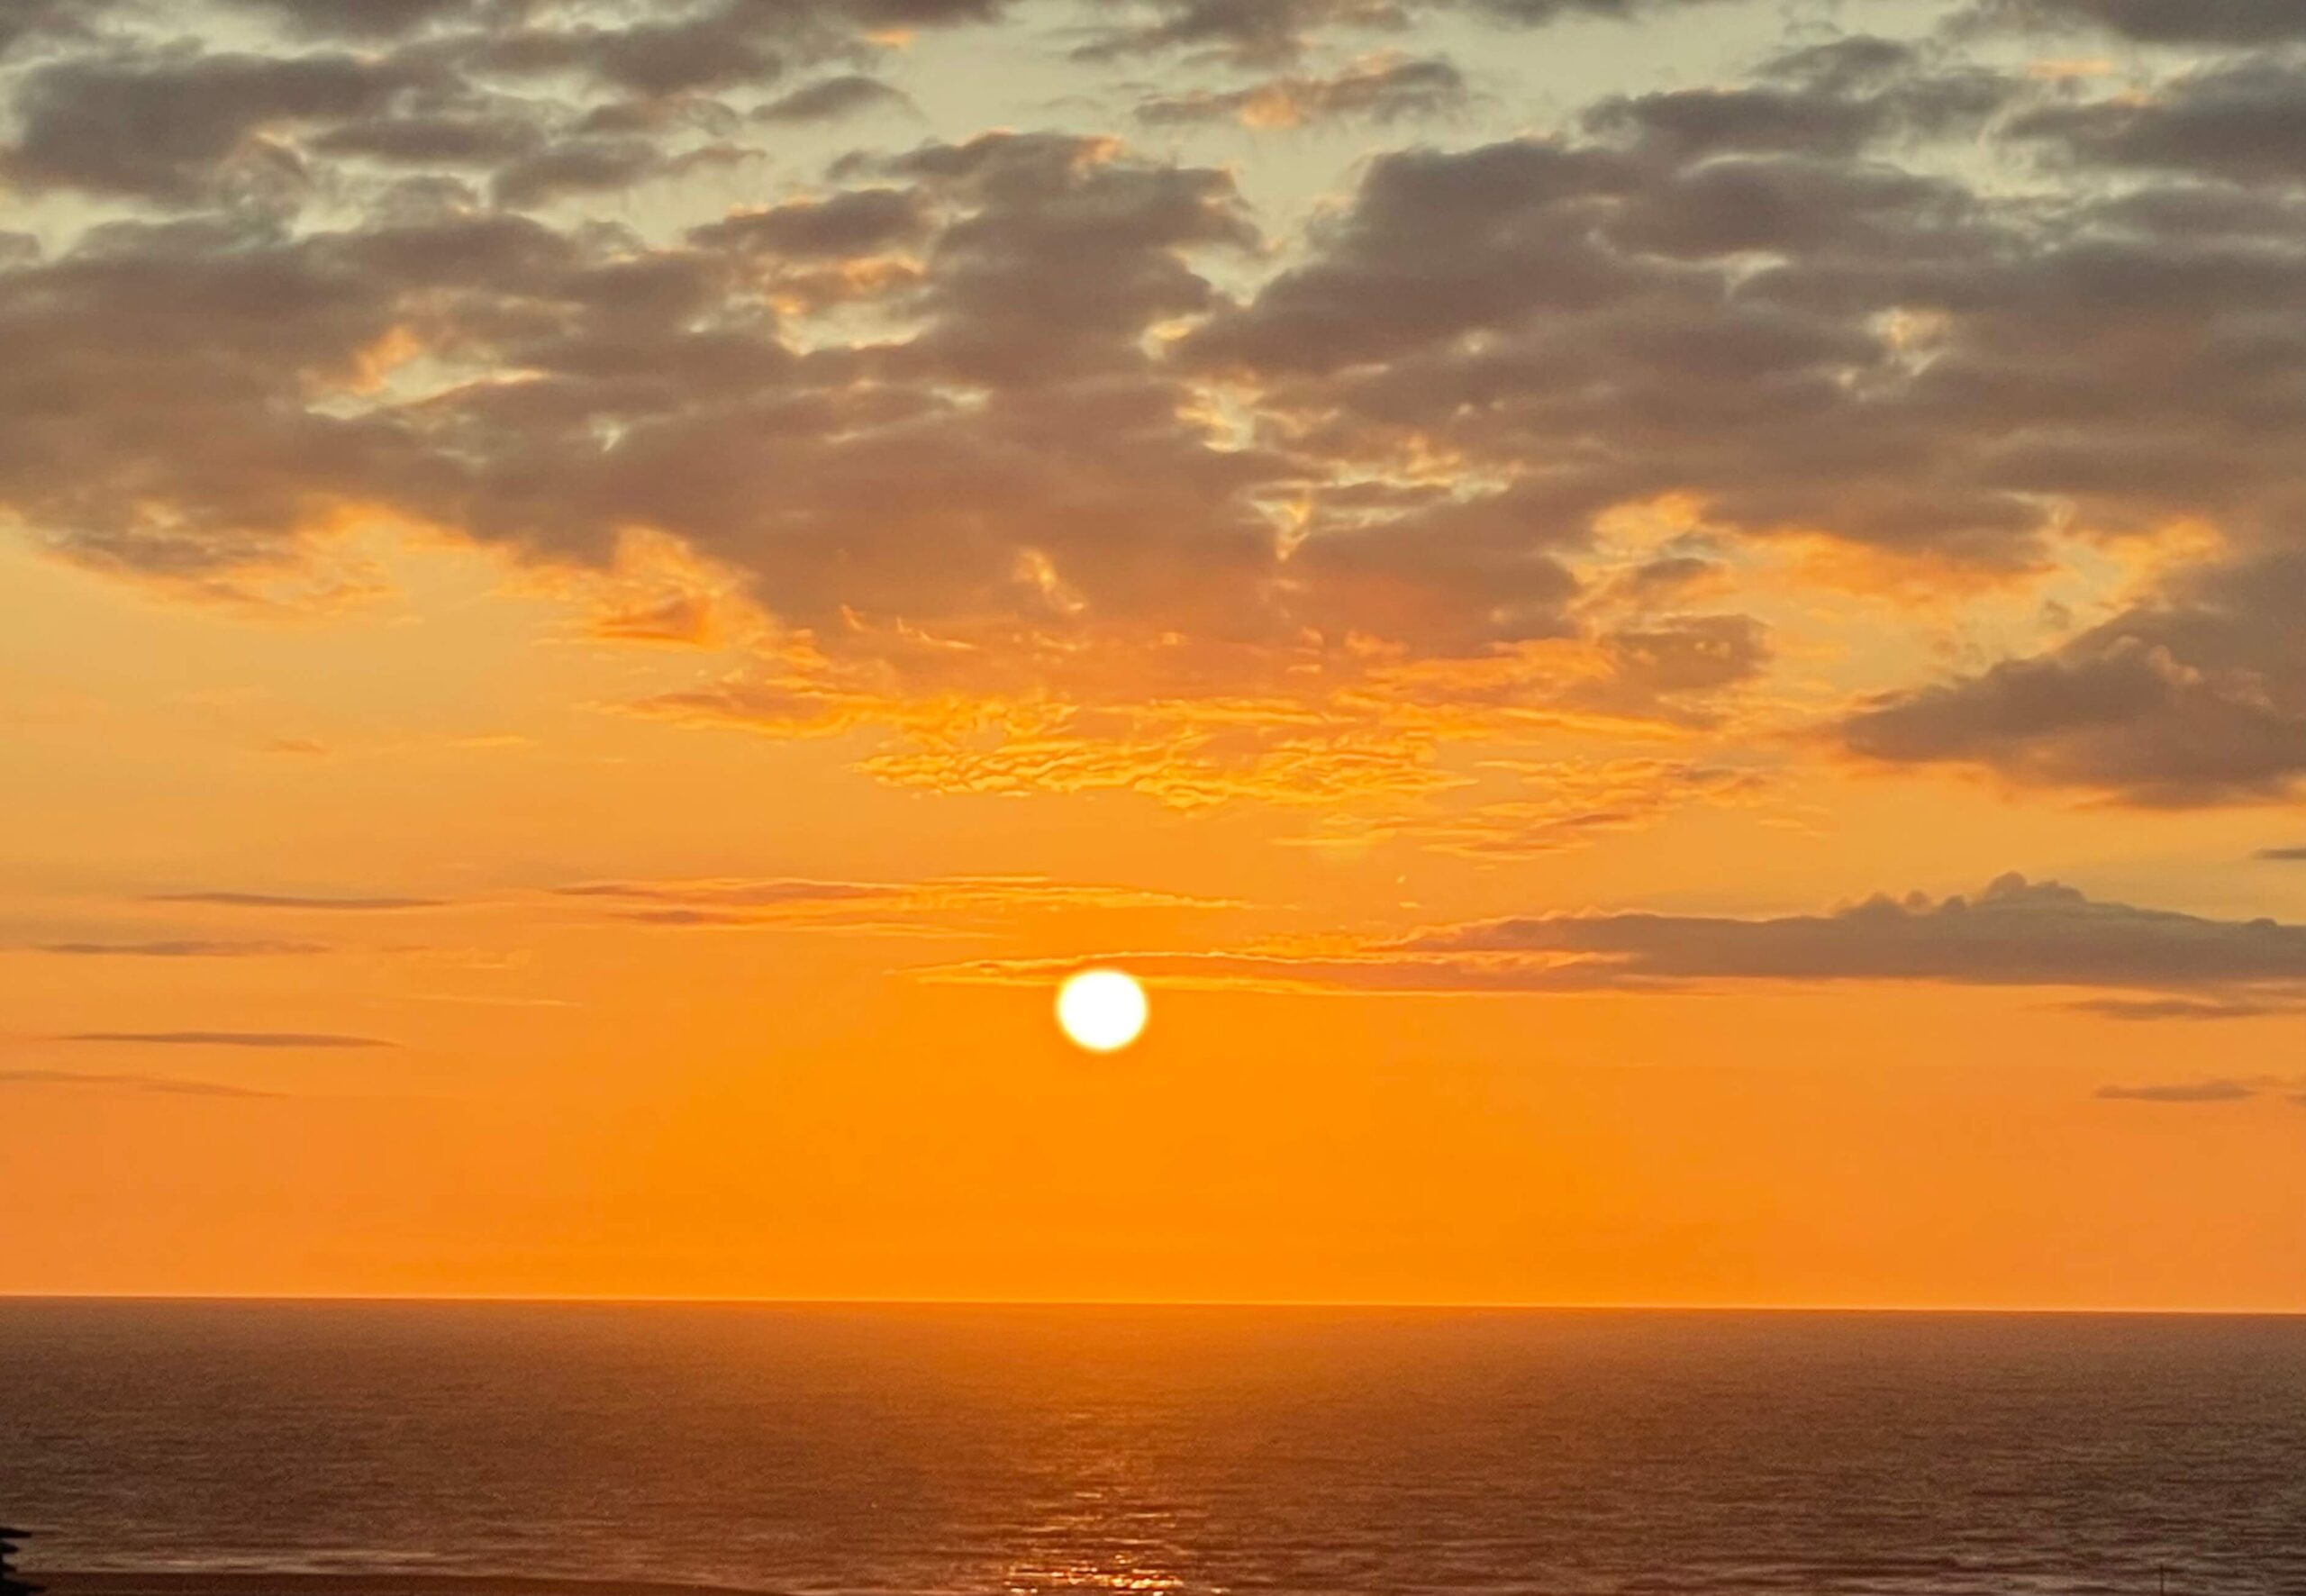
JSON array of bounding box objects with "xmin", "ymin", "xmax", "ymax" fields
[{"xmin": 6, "ymin": 0, "xmax": 2306, "ymax": 1310}]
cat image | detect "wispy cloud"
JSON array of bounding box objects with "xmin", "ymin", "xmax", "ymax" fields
[
  {"xmin": 753, "ymin": 75, "xmax": 916, "ymax": 125},
  {"xmin": 31, "ymin": 939, "xmax": 329, "ymax": 957},
  {"xmin": 1364, "ymin": 758, "xmax": 1773, "ymax": 859},
  {"xmin": 921, "ymin": 946, "xmax": 1635, "ymax": 996},
  {"xmin": 2065, "ymin": 996, "xmax": 2304, "ymax": 1022},
  {"xmin": 0, "ymin": 1069, "xmax": 284, "ymax": 1099},
  {"xmin": 145, "ymin": 893, "xmax": 448, "ymax": 911},
  {"xmin": 552, "ymin": 875, "xmax": 1241, "ymax": 932},
  {"xmin": 2096, "ymin": 1077, "xmax": 2301, "ymax": 1105}
]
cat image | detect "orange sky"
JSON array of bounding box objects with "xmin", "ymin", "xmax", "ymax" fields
[{"xmin": 5, "ymin": 0, "xmax": 2306, "ymax": 1309}]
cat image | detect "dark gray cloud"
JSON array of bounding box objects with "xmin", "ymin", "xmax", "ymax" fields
[
  {"xmin": 221, "ymin": 0, "xmax": 1009, "ymax": 42},
  {"xmin": 0, "ymin": 1068, "xmax": 285, "ymax": 1099},
  {"xmin": 1182, "ymin": 44, "xmax": 2306, "ymax": 573},
  {"xmin": 222, "ymin": 0, "xmax": 523, "ymax": 39},
  {"xmin": 689, "ymin": 186, "xmax": 929, "ymax": 258},
  {"xmin": 468, "ymin": 14, "xmax": 794, "ymax": 99},
  {"xmin": 0, "ymin": 213, "xmax": 450, "ymax": 576},
  {"xmin": 1154, "ymin": 38, "xmax": 2306, "ymax": 772},
  {"xmin": 1809, "ymin": 54, "xmax": 2306, "ymax": 803},
  {"xmin": 0, "ymin": 124, "xmax": 1322, "ymax": 661},
  {"xmin": 1, "ymin": 1, "xmax": 996, "ymax": 207},
  {"xmin": 1582, "ymin": 84, "xmax": 1889, "ymax": 160},
  {"xmin": 5, "ymin": 0, "xmax": 2304, "ymax": 776},
  {"xmin": 64, "ymin": 1030, "xmax": 395, "ymax": 1047},
  {"xmin": 1593, "ymin": 614, "xmax": 1769, "ymax": 703},
  {"xmin": 490, "ymin": 133, "xmax": 668, "ymax": 207},
  {"xmin": 1185, "ymin": 138, "xmax": 1647, "ymax": 376},
  {"xmin": 418, "ymin": 2, "xmax": 994, "ymax": 101},
  {"xmin": 1186, "ymin": 131, "xmax": 2097, "ymax": 567},
  {"xmin": 1272, "ymin": 484, "xmax": 1584, "ymax": 650},
  {"xmin": 1969, "ymin": 0, "xmax": 2306, "ymax": 45},
  {"xmin": 1468, "ymin": 0, "xmax": 1736, "ymax": 19},
  {"xmin": 2011, "ymin": 61, "xmax": 2306, "ymax": 187},
  {"xmin": 2, "ymin": 50, "xmax": 424, "ymax": 202},
  {"xmin": 0, "ymin": 0, "xmax": 121, "ymax": 58},
  {"xmin": 2257, "ymin": 846, "xmax": 2306, "ymax": 862},
  {"xmin": 1071, "ymin": 0, "xmax": 1735, "ymax": 64},
  {"xmin": 1410, "ymin": 873, "xmax": 2306, "ymax": 990},
  {"xmin": 753, "ymin": 74, "xmax": 912, "ymax": 123},
  {"xmin": 1584, "ymin": 41, "xmax": 2005, "ymax": 160},
  {"xmin": 313, "ymin": 106, "xmax": 549, "ymax": 168},
  {"xmin": 1841, "ymin": 553, "xmax": 2306, "ymax": 805},
  {"xmin": 1137, "ymin": 56, "xmax": 1467, "ymax": 128},
  {"xmin": 872, "ymin": 131, "xmax": 1261, "ymax": 383},
  {"xmin": 1068, "ymin": 0, "xmax": 1412, "ymax": 67}
]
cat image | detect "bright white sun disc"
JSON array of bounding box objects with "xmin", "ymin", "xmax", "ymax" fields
[{"xmin": 1056, "ymin": 968, "xmax": 1148, "ymax": 1053}]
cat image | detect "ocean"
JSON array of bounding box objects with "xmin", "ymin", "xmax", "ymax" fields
[{"xmin": 2, "ymin": 1301, "xmax": 2300, "ymax": 1595}]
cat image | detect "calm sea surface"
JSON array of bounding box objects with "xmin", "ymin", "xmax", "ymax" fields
[{"xmin": 2, "ymin": 1301, "xmax": 2301, "ymax": 1595}]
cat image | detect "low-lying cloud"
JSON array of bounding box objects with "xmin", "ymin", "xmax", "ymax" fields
[{"xmin": 926, "ymin": 875, "xmax": 2306, "ymax": 1000}]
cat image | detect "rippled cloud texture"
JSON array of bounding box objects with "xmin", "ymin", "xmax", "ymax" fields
[{"xmin": 6, "ymin": 0, "xmax": 2306, "ymax": 817}]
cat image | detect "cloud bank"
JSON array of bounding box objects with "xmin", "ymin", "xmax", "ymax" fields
[
  {"xmin": 928, "ymin": 875, "xmax": 2306, "ymax": 1002},
  {"xmin": 4, "ymin": 0, "xmax": 2305, "ymax": 821}
]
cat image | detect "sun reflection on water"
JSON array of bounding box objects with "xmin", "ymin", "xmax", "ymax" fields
[{"xmin": 1000, "ymin": 1476, "xmax": 1201, "ymax": 1595}]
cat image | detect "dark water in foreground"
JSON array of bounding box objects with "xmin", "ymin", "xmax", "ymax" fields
[{"xmin": 2, "ymin": 1301, "xmax": 2301, "ymax": 1595}]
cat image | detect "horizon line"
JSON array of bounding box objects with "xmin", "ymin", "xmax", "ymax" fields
[{"xmin": 5, "ymin": 1292, "xmax": 2303, "ymax": 1318}]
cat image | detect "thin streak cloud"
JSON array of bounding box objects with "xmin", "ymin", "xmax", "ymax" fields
[
  {"xmin": 32, "ymin": 939, "xmax": 331, "ymax": 957},
  {"xmin": 145, "ymin": 893, "xmax": 449, "ymax": 911},
  {"xmin": 0, "ymin": 1068, "xmax": 286, "ymax": 1099}
]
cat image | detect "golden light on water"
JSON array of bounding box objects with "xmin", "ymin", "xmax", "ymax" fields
[{"xmin": 1056, "ymin": 969, "xmax": 1148, "ymax": 1054}]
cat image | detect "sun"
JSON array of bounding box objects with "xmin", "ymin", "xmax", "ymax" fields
[{"xmin": 1055, "ymin": 968, "xmax": 1149, "ymax": 1053}]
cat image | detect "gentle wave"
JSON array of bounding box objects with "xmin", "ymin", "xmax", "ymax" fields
[{"xmin": 6, "ymin": 1301, "xmax": 2303, "ymax": 1595}]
